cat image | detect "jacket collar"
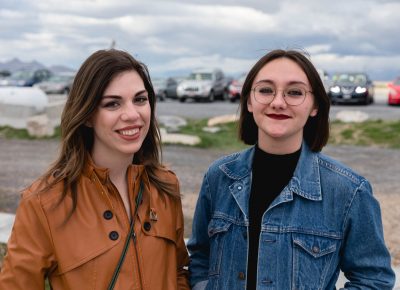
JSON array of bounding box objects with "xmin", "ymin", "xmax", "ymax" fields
[
  {"xmin": 82, "ymin": 155, "xmax": 146, "ymax": 186},
  {"xmin": 82, "ymin": 156, "xmax": 151, "ymax": 211},
  {"xmin": 220, "ymin": 142, "xmax": 322, "ymax": 202}
]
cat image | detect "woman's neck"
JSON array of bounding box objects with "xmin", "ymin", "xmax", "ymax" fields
[
  {"xmin": 258, "ymin": 136, "xmax": 302, "ymax": 155},
  {"xmin": 91, "ymin": 151, "xmax": 133, "ymax": 184}
]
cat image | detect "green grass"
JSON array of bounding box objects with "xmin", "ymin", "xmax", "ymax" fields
[
  {"xmin": 329, "ymin": 120, "xmax": 400, "ymax": 149},
  {"xmin": 0, "ymin": 126, "xmax": 61, "ymax": 140},
  {"xmin": 177, "ymin": 118, "xmax": 248, "ymax": 151},
  {"xmin": 1, "ymin": 119, "xmax": 400, "ymax": 150}
]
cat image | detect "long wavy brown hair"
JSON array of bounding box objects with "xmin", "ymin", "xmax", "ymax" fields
[{"xmin": 39, "ymin": 49, "xmax": 177, "ymax": 219}]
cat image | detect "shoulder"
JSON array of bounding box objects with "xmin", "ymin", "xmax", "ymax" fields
[
  {"xmin": 316, "ymin": 151, "xmax": 368, "ymax": 186},
  {"xmin": 21, "ymin": 177, "xmax": 64, "ymax": 204},
  {"xmin": 206, "ymin": 147, "xmax": 252, "ymax": 175},
  {"xmin": 153, "ymin": 166, "xmax": 179, "ymax": 185}
]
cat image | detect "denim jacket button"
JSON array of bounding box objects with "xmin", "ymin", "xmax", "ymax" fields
[
  {"xmin": 312, "ymin": 246, "xmax": 320, "ymax": 253},
  {"xmin": 238, "ymin": 272, "xmax": 246, "ymax": 280},
  {"xmin": 237, "ymin": 186, "xmax": 242, "ymax": 190}
]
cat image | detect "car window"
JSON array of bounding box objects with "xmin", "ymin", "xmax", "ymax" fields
[
  {"xmin": 188, "ymin": 73, "xmax": 213, "ymax": 81},
  {"xmin": 334, "ymin": 73, "xmax": 367, "ymax": 85}
]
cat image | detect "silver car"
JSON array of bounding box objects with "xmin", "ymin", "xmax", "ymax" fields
[{"xmin": 176, "ymin": 68, "xmax": 226, "ymax": 102}]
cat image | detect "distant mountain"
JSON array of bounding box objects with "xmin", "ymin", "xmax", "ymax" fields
[{"xmin": 0, "ymin": 58, "xmax": 74, "ymax": 74}]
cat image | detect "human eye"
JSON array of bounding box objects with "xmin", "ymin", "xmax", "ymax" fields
[
  {"xmin": 101, "ymin": 100, "xmax": 120, "ymax": 109},
  {"xmin": 285, "ymin": 87, "xmax": 304, "ymax": 98},
  {"xmin": 257, "ymin": 85, "xmax": 274, "ymax": 95},
  {"xmin": 134, "ymin": 95, "xmax": 149, "ymax": 105}
]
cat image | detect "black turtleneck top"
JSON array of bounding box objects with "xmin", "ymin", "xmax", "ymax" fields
[{"xmin": 246, "ymin": 145, "xmax": 301, "ymax": 290}]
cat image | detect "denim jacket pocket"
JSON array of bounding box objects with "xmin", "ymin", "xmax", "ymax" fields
[
  {"xmin": 292, "ymin": 233, "xmax": 339, "ymax": 290},
  {"xmin": 207, "ymin": 218, "xmax": 232, "ymax": 276}
]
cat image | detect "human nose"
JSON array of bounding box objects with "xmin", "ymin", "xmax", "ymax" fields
[
  {"xmin": 120, "ymin": 103, "xmax": 140, "ymax": 121},
  {"xmin": 269, "ymin": 90, "xmax": 287, "ymax": 108}
]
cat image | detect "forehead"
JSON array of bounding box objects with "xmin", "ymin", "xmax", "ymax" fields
[
  {"xmin": 254, "ymin": 57, "xmax": 310, "ymax": 86},
  {"xmin": 104, "ymin": 70, "xmax": 145, "ymax": 93}
]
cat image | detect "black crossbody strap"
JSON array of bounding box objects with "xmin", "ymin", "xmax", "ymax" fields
[{"xmin": 107, "ymin": 182, "xmax": 144, "ymax": 290}]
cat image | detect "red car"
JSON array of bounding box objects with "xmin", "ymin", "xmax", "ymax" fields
[
  {"xmin": 388, "ymin": 77, "xmax": 400, "ymax": 105},
  {"xmin": 227, "ymin": 73, "xmax": 246, "ymax": 102}
]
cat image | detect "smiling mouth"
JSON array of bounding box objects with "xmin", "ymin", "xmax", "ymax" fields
[{"xmin": 118, "ymin": 128, "xmax": 139, "ymax": 136}]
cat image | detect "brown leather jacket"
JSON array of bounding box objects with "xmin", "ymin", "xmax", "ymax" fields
[{"xmin": 0, "ymin": 160, "xmax": 190, "ymax": 290}]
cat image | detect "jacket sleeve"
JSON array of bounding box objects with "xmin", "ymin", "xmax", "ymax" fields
[
  {"xmin": 175, "ymin": 197, "xmax": 190, "ymax": 290},
  {"xmin": 339, "ymin": 180, "xmax": 395, "ymax": 290},
  {"xmin": 0, "ymin": 193, "xmax": 56, "ymax": 289},
  {"xmin": 187, "ymin": 172, "xmax": 212, "ymax": 288}
]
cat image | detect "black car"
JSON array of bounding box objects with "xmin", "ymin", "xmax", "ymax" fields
[{"xmin": 328, "ymin": 72, "xmax": 374, "ymax": 105}]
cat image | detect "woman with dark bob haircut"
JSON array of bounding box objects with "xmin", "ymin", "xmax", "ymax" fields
[
  {"xmin": 0, "ymin": 49, "xmax": 190, "ymax": 290},
  {"xmin": 188, "ymin": 49, "xmax": 394, "ymax": 290}
]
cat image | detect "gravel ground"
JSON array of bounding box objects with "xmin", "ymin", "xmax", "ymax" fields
[{"xmin": 0, "ymin": 137, "xmax": 399, "ymax": 266}]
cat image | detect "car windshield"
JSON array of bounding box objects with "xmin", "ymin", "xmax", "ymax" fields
[
  {"xmin": 48, "ymin": 75, "xmax": 73, "ymax": 82},
  {"xmin": 188, "ymin": 73, "xmax": 213, "ymax": 81},
  {"xmin": 333, "ymin": 73, "xmax": 367, "ymax": 85}
]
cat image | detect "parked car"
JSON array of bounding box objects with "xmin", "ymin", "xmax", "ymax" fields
[
  {"xmin": 152, "ymin": 78, "xmax": 167, "ymax": 101},
  {"xmin": 328, "ymin": 72, "xmax": 374, "ymax": 105},
  {"xmin": 34, "ymin": 73, "xmax": 74, "ymax": 94},
  {"xmin": 227, "ymin": 73, "xmax": 246, "ymax": 102},
  {"xmin": 164, "ymin": 77, "xmax": 182, "ymax": 99},
  {"xmin": 0, "ymin": 69, "xmax": 52, "ymax": 87},
  {"xmin": 388, "ymin": 77, "xmax": 400, "ymax": 106},
  {"xmin": 176, "ymin": 68, "xmax": 226, "ymax": 102}
]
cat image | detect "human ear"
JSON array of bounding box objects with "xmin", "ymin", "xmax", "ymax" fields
[
  {"xmin": 310, "ymin": 106, "xmax": 318, "ymax": 117},
  {"xmin": 247, "ymin": 95, "xmax": 253, "ymax": 113}
]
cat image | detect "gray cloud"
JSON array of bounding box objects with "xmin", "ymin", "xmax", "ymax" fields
[{"xmin": 0, "ymin": 0, "xmax": 399, "ymax": 80}]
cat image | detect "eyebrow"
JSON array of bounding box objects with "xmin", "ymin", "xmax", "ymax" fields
[
  {"xmin": 254, "ymin": 79, "xmax": 308, "ymax": 86},
  {"xmin": 102, "ymin": 89, "xmax": 148, "ymax": 99}
]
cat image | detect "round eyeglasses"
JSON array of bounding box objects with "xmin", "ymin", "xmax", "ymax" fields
[{"xmin": 252, "ymin": 84, "xmax": 312, "ymax": 106}]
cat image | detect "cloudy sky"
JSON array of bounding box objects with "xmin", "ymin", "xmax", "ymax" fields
[{"xmin": 1, "ymin": 0, "xmax": 399, "ymax": 80}]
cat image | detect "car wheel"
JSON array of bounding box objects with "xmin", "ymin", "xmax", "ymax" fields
[
  {"xmin": 179, "ymin": 97, "xmax": 186, "ymax": 103},
  {"xmin": 208, "ymin": 91, "xmax": 215, "ymax": 102},
  {"xmin": 222, "ymin": 90, "xmax": 229, "ymax": 101},
  {"xmin": 159, "ymin": 91, "xmax": 166, "ymax": 101}
]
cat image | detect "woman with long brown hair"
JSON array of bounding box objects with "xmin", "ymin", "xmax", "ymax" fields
[{"xmin": 0, "ymin": 49, "xmax": 190, "ymax": 290}]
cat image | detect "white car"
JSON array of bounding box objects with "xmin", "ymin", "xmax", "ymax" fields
[{"xmin": 177, "ymin": 68, "xmax": 226, "ymax": 102}]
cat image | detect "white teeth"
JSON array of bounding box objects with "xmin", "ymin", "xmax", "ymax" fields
[{"xmin": 119, "ymin": 128, "xmax": 139, "ymax": 136}]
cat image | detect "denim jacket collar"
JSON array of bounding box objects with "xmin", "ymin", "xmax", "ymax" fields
[{"xmin": 219, "ymin": 142, "xmax": 322, "ymax": 218}]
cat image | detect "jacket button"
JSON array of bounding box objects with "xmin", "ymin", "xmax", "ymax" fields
[
  {"xmin": 109, "ymin": 231, "xmax": 119, "ymax": 241},
  {"xmin": 143, "ymin": 221, "xmax": 151, "ymax": 231},
  {"xmin": 312, "ymin": 246, "xmax": 320, "ymax": 254},
  {"xmin": 238, "ymin": 272, "xmax": 246, "ymax": 280},
  {"xmin": 103, "ymin": 210, "xmax": 113, "ymax": 220}
]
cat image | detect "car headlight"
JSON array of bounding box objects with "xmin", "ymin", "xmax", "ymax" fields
[
  {"xmin": 355, "ymin": 86, "xmax": 367, "ymax": 94},
  {"xmin": 329, "ymin": 86, "xmax": 340, "ymax": 93}
]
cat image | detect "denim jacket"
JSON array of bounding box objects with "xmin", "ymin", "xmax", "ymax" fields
[{"xmin": 187, "ymin": 144, "xmax": 395, "ymax": 290}]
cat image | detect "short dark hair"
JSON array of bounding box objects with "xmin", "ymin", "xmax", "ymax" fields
[{"xmin": 238, "ymin": 49, "xmax": 330, "ymax": 152}]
